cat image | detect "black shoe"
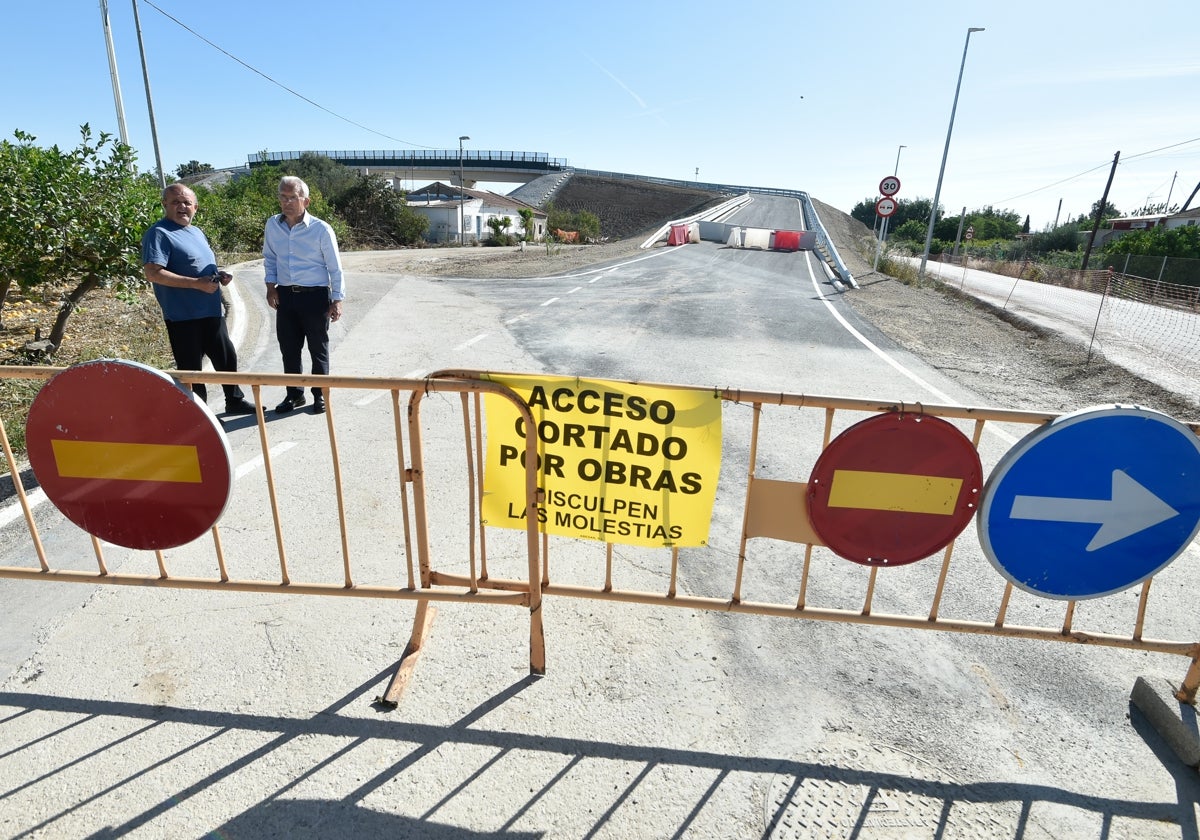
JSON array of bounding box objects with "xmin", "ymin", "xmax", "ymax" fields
[
  {"xmin": 224, "ymin": 397, "xmax": 256, "ymax": 415},
  {"xmin": 312, "ymin": 395, "xmax": 326, "ymax": 414},
  {"xmin": 275, "ymin": 394, "xmax": 307, "ymax": 413}
]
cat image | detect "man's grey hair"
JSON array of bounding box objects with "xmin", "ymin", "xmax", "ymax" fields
[{"xmin": 279, "ymin": 176, "xmax": 310, "ymax": 198}]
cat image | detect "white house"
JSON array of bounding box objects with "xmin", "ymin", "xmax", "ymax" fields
[{"xmin": 403, "ymin": 182, "xmax": 547, "ymax": 244}]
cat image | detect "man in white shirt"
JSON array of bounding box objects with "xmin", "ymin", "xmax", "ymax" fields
[{"xmin": 262, "ymin": 176, "xmax": 346, "ymax": 414}]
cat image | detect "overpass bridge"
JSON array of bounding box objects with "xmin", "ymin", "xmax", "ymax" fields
[
  {"xmin": 244, "ymin": 149, "xmax": 855, "ymax": 286},
  {"xmin": 248, "ymin": 149, "xmax": 569, "ymax": 188},
  {"xmin": 246, "ymin": 149, "xmax": 802, "ymax": 199}
]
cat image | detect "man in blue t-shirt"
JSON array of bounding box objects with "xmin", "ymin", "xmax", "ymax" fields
[{"xmin": 142, "ymin": 184, "xmax": 255, "ymax": 415}]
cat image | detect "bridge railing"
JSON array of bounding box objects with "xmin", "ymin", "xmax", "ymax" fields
[{"xmin": 248, "ymin": 149, "xmax": 570, "ymax": 168}]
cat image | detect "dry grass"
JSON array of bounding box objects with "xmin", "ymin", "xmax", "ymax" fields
[{"xmin": 0, "ymin": 285, "xmax": 172, "ymax": 461}]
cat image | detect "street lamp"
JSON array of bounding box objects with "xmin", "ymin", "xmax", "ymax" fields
[
  {"xmin": 919, "ymin": 27, "xmax": 984, "ymax": 279},
  {"xmin": 879, "ymin": 143, "xmax": 906, "ymax": 246},
  {"xmin": 458, "ymin": 135, "xmax": 470, "ymax": 245}
]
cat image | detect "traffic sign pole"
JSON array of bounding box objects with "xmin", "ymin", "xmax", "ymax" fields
[{"xmin": 872, "ymin": 177, "xmax": 901, "ymax": 271}]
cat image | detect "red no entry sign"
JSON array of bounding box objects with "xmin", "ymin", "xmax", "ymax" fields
[
  {"xmin": 807, "ymin": 413, "xmax": 982, "ymax": 566},
  {"xmin": 25, "ymin": 360, "xmax": 233, "ymax": 550}
]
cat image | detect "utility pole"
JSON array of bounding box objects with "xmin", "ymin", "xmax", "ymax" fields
[
  {"xmin": 919, "ymin": 27, "xmax": 985, "ymax": 279},
  {"xmin": 99, "ymin": 0, "xmax": 130, "ymax": 148},
  {"xmin": 1081, "ymin": 151, "xmax": 1120, "ymax": 271},
  {"xmin": 1180, "ymin": 179, "xmax": 1200, "ymax": 212},
  {"xmin": 132, "ymin": 0, "xmax": 166, "ymax": 188}
]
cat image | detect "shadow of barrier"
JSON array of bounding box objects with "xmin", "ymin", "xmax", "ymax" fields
[{"xmin": 0, "ymin": 363, "xmax": 1197, "ymax": 724}]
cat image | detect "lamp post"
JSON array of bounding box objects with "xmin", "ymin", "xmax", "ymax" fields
[
  {"xmin": 458, "ymin": 135, "xmax": 470, "ymax": 245},
  {"xmin": 919, "ymin": 27, "xmax": 984, "ymax": 279},
  {"xmin": 894, "ymin": 144, "xmax": 906, "ymax": 177}
]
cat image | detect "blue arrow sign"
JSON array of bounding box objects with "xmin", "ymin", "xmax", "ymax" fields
[{"xmin": 979, "ymin": 405, "xmax": 1200, "ymax": 599}]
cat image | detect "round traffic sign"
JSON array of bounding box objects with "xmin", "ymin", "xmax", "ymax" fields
[
  {"xmin": 979, "ymin": 405, "xmax": 1200, "ymax": 599},
  {"xmin": 26, "ymin": 359, "xmax": 234, "ymax": 550},
  {"xmin": 879, "ymin": 176, "xmax": 901, "ymax": 196},
  {"xmin": 807, "ymin": 413, "xmax": 983, "ymax": 566},
  {"xmin": 875, "ymin": 197, "xmax": 897, "ymax": 218},
  {"xmin": 965, "ymin": 226, "xmax": 975, "ymax": 241}
]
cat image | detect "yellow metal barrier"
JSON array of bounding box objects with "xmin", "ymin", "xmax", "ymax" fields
[{"xmin": 0, "ymin": 364, "xmax": 1197, "ymax": 707}]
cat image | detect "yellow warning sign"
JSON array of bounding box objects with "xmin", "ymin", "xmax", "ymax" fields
[{"xmin": 482, "ymin": 374, "xmax": 722, "ymax": 547}]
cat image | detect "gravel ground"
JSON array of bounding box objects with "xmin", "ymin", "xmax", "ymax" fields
[{"xmin": 343, "ymin": 203, "xmax": 1198, "ymax": 423}]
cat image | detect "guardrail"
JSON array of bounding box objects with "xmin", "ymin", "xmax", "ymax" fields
[{"xmin": 0, "ymin": 364, "xmax": 1197, "ymax": 715}]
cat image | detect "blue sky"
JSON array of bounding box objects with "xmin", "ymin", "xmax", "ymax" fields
[{"xmin": 4, "ymin": 1, "xmax": 1198, "ymax": 231}]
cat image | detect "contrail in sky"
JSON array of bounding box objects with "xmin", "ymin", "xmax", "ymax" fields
[{"xmin": 587, "ymin": 55, "xmax": 648, "ymax": 110}]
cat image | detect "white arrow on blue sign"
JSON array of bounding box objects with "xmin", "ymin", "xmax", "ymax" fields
[{"xmin": 978, "ymin": 405, "xmax": 1200, "ymax": 599}]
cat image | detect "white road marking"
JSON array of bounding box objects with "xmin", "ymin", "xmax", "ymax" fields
[
  {"xmin": 455, "ymin": 334, "xmax": 488, "ymax": 349},
  {"xmin": 0, "ymin": 488, "xmax": 46, "ymax": 529},
  {"xmin": 806, "ymin": 254, "xmax": 1018, "ymax": 445},
  {"xmin": 355, "ymin": 370, "xmax": 425, "ymax": 406},
  {"xmin": 235, "ymin": 442, "xmax": 297, "ymax": 480}
]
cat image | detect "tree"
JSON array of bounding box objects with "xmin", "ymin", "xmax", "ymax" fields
[
  {"xmin": 1027, "ymin": 224, "xmax": 1084, "ymax": 255},
  {"xmin": 1104, "ymin": 224, "xmax": 1200, "ymax": 260},
  {"xmin": 175, "ymin": 160, "xmax": 214, "ymax": 178},
  {"xmin": 486, "ymin": 215, "xmax": 514, "ymax": 245},
  {"xmin": 1126, "ymin": 202, "xmax": 1179, "ymax": 218},
  {"xmin": 1072, "ymin": 200, "xmax": 1121, "ymax": 226},
  {"xmin": 0, "ymin": 126, "xmax": 159, "ymax": 351},
  {"xmin": 518, "ymin": 207, "xmax": 535, "ymax": 241},
  {"xmin": 852, "ymin": 196, "xmax": 935, "ymax": 233},
  {"xmin": 288, "ymin": 152, "xmax": 357, "ymax": 204},
  {"xmin": 849, "ymin": 198, "xmax": 879, "ymax": 228},
  {"xmin": 198, "ymin": 162, "xmax": 348, "ymax": 253},
  {"xmin": 331, "ymin": 175, "xmax": 428, "ymax": 248},
  {"xmin": 545, "ymin": 203, "xmax": 601, "ymax": 242},
  {"xmin": 891, "ymin": 219, "xmax": 928, "ymax": 243}
]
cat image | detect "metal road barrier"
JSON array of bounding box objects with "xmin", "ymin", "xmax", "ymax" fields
[{"xmin": 0, "ymin": 363, "xmax": 1198, "ymax": 713}]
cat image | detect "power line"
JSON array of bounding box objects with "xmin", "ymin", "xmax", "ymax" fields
[
  {"xmin": 1122, "ymin": 135, "xmax": 1200, "ymax": 162},
  {"xmin": 139, "ymin": 0, "xmax": 437, "ymax": 150},
  {"xmin": 994, "ymin": 136, "xmax": 1200, "ymax": 205}
]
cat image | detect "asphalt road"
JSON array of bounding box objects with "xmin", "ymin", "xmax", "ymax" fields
[{"xmin": 0, "ymin": 194, "xmax": 1197, "ymax": 839}]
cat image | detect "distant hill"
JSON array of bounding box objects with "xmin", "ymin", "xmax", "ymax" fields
[{"xmin": 536, "ymin": 174, "xmax": 728, "ymax": 241}]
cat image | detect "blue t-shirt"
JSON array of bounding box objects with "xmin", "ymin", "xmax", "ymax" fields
[{"xmin": 141, "ymin": 219, "xmax": 222, "ymax": 322}]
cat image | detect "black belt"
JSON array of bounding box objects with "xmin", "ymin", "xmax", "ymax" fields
[{"xmin": 280, "ymin": 285, "xmax": 327, "ymax": 293}]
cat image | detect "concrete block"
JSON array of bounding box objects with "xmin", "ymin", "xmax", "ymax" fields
[{"xmin": 1131, "ymin": 675, "xmax": 1200, "ymax": 768}]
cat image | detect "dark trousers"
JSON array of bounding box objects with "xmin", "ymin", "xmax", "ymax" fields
[
  {"xmin": 276, "ymin": 287, "xmax": 331, "ymax": 399},
  {"xmin": 164, "ymin": 316, "xmax": 245, "ymax": 404}
]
